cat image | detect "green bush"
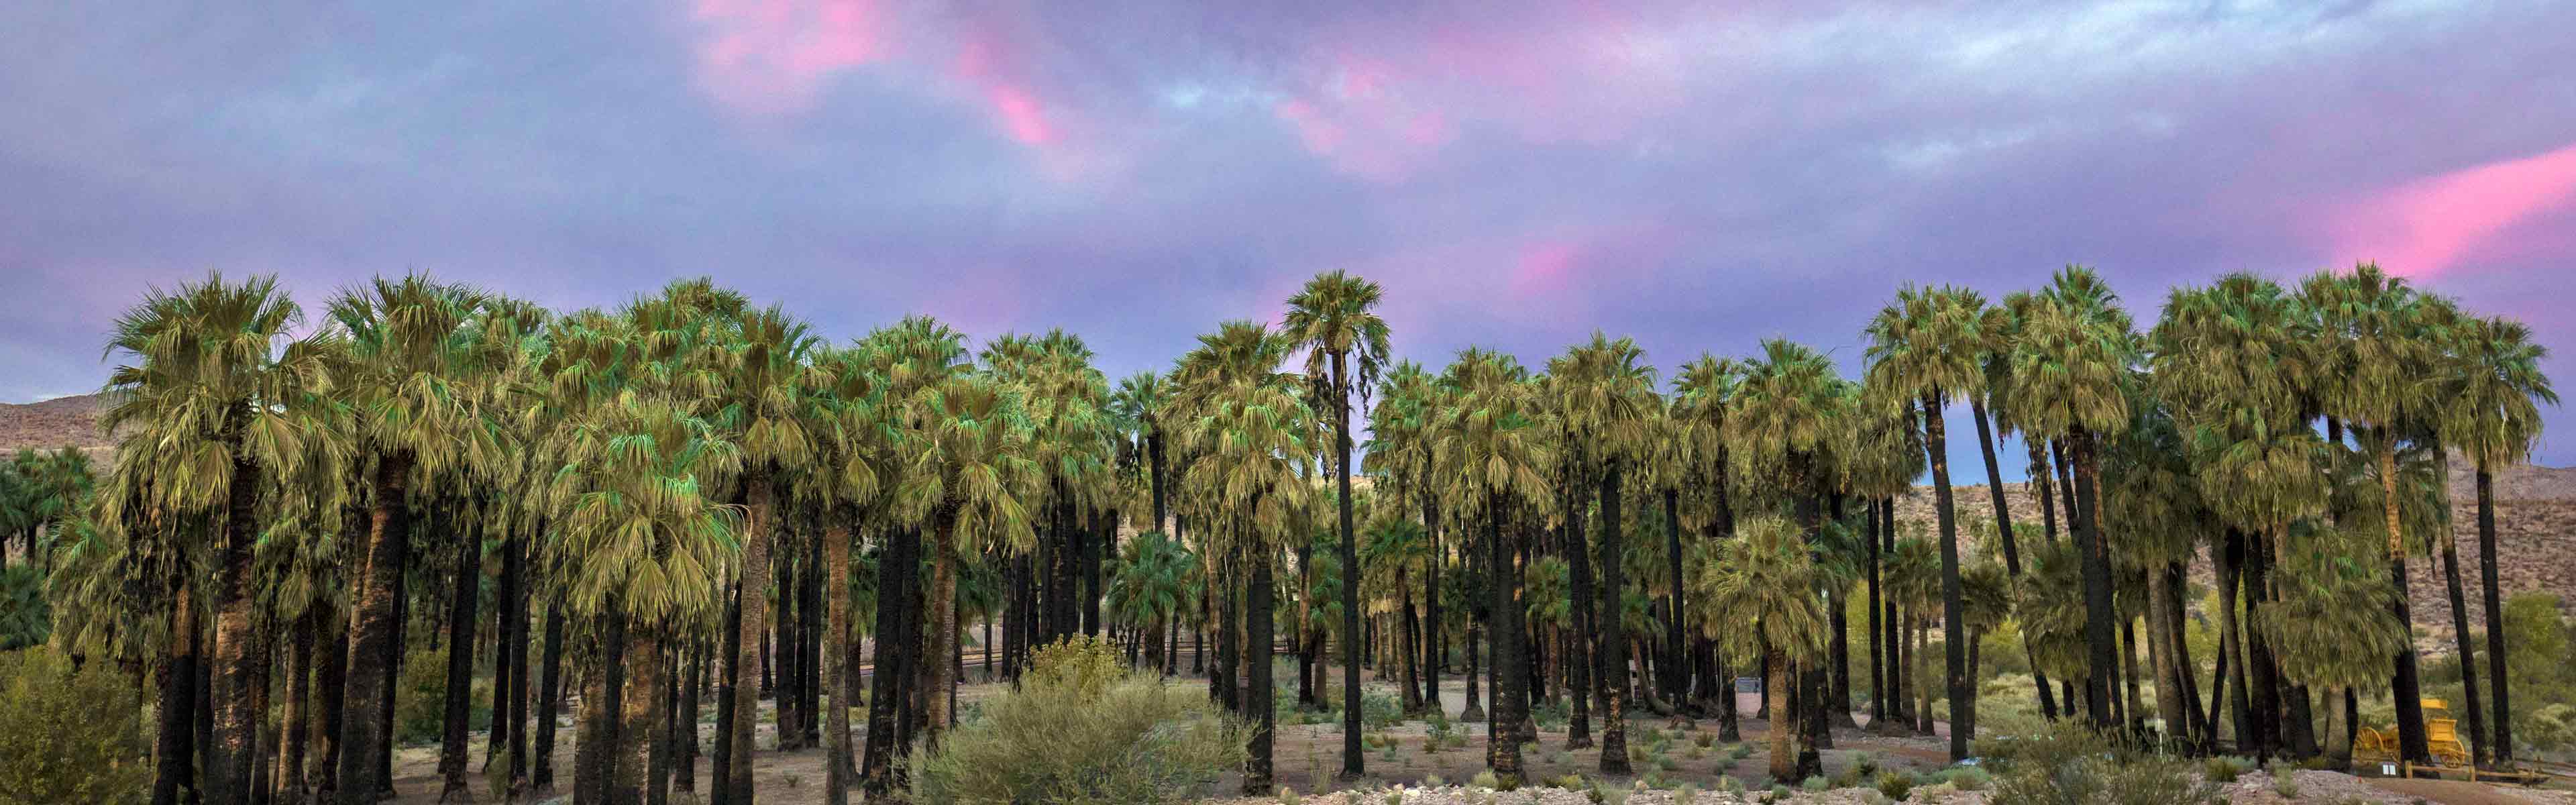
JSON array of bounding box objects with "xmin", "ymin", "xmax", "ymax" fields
[
  {"xmin": 1936, "ymin": 765, "xmax": 1991, "ymax": 791},
  {"xmin": 911, "ymin": 637, "xmax": 1244, "ymax": 805},
  {"xmin": 395, "ymin": 649, "xmax": 492, "ymax": 745},
  {"xmin": 1983, "ymin": 720, "xmax": 2217, "ymax": 805},
  {"xmin": 1801, "ymin": 775, "xmax": 1828, "ymax": 792},
  {"xmin": 0, "ymin": 648, "xmax": 150, "ymax": 805},
  {"xmin": 2201, "ymin": 756, "xmax": 2250, "ymax": 783},
  {"xmin": 1874, "ymin": 770, "xmax": 1915, "ymax": 801}
]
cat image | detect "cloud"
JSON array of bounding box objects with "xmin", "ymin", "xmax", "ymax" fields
[
  {"xmin": 2326, "ymin": 141, "xmax": 2576, "ymax": 278},
  {"xmin": 690, "ymin": 0, "xmax": 892, "ymax": 115}
]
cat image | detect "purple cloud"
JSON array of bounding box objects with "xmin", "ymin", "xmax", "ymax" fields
[{"xmin": 3, "ymin": 0, "xmax": 2571, "ymax": 470}]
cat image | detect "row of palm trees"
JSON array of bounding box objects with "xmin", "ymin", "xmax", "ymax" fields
[{"xmin": 21, "ymin": 261, "xmax": 2556, "ymax": 804}]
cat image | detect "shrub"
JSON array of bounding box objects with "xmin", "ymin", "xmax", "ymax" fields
[
  {"xmin": 2265, "ymin": 761, "xmax": 2299, "ymax": 799},
  {"xmin": 395, "ymin": 648, "xmax": 492, "ymax": 745},
  {"xmin": 1874, "ymin": 770, "xmax": 1915, "ymax": 801},
  {"xmin": 1802, "ymin": 775, "xmax": 1828, "ymax": 792},
  {"xmin": 2201, "ymin": 757, "xmax": 2249, "ymax": 783},
  {"xmin": 1982, "ymin": 720, "xmax": 2216, "ymax": 805},
  {"xmin": 1693, "ymin": 731, "xmax": 1715, "ymax": 748},
  {"xmin": 1361, "ymin": 692, "xmax": 1405, "ymax": 730},
  {"xmin": 1471, "ymin": 771, "xmax": 1501, "ymax": 790},
  {"xmin": 1278, "ymin": 786, "xmax": 1299, "ymax": 805},
  {"xmin": 1728, "ymin": 742, "xmax": 1754, "ymax": 759},
  {"xmin": 0, "ymin": 647, "xmax": 150, "ymax": 805},
  {"xmin": 1937, "ymin": 766, "xmax": 1990, "ymax": 791},
  {"xmin": 1768, "ymin": 783, "xmax": 1792, "ymax": 802},
  {"xmin": 1424, "ymin": 775, "xmax": 1448, "ymax": 788},
  {"xmin": 910, "ymin": 637, "xmax": 1244, "ymax": 805}
]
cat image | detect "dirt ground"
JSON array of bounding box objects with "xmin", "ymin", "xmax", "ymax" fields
[
  {"xmin": 383, "ymin": 675, "xmax": 1949, "ymax": 804},
  {"xmin": 380, "ymin": 671, "xmax": 2566, "ymax": 804}
]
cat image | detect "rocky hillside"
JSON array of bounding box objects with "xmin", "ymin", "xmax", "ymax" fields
[
  {"xmin": 0, "ymin": 392, "xmax": 113, "ymax": 460},
  {"xmin": 1890, "ymin": 462, "xmax": 2576, "ymax": 649}
]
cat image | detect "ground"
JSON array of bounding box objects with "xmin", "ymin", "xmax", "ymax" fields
[{"xmin": 376, "ymin": 670, "xmax": 2571, "ymax": 804}]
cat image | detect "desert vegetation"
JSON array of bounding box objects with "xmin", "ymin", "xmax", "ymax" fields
[{"xmin": 0, "ymin": 262, "xmax": 2568, "ymax": 805}]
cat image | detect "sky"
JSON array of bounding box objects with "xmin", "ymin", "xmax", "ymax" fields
[{"xmin": 3, "ymin": 1, "xmax": 2573, "ymax": 473}]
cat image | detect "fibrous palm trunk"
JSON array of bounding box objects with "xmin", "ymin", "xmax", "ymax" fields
[
  {"xmin": 2476, "ymin": 464, "xmax": 2514, "ymax": 761},
  {"xmin": 314, "ymin": 608, "xmax": 347, "ymax": 800},
  {"xmin": 154, "ymin": 578, "xmax": 199, "ymax": 805},
  {"xmin": 438, "ymin": 536, "xmax": 482, "ymax": 803},
  {"xmin": 862, "ymin": 525, "xmax": 914, "ymax": 794},
  {"xmin": 1924, "ymin": 396, "xmax": 1972, "ymax": 759},
  {"xmin": 1333, "ymin": 354, "xmax": 1365, "ymax": 781},
  {"xmin": 337, "ymin": 453, "xmax": 413, "ymax": 805},
  {"xmin": 925, "ymin": 508, "xmax": 962, "ymax": 745},
  {"xmin": 1562, "ymin": 474, "xmax": 1595, "ymax": 749},
  {"xmin": 1663, "ymin": 488, "xmax": 1686, "ymax": 710},
  {"xmin": 1485, "ymin": 493, "xmax": 1524, "ymax": 784},
  {"xmin": 1765, "ymin": 648, "xmax": 1794, "ymax": 783},
  {"xmin": 279, "ymin": 611, "xmax": 313, "ymax": 805},
  {"xmin": 210, "ymin": 451, "xmax": 264, "ymax": 805},
  {"xmin": 533, "ymin": 600, "xmax": 566, "ymax": 796},
  {"xmin": 616, "ymin": 634, "xmax": 664, "ymax": 805},
  {"xmin": 2070, "ymin": 430, "xmax": 2119, "ymax": 731},
  {"xmin": 1597, "ymin": 462, "xmax": 1631, "ymax": 774},
  {"xmin": 1243, "ymin": 543, "xmax": 1277, "ymax": 794},
  {"xmin": 823, "ymin": 525, "xmax": 853, "ymax": 805},
  {"xmin": 2377, "ymin": 442, "xmax": 2430, "ymax": 764},
  {"xmin": 724, "ymin": 478, "xmax": 775, "ymax": 804}
]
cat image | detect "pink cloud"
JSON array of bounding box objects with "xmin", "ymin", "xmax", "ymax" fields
[
  {"xmin": 690, "ymin": 0, "xmax": 890, "ymax": 116},
  {"xmin": 2330, "ymin": 141, "xmax": 2576, "ymax": 276}
]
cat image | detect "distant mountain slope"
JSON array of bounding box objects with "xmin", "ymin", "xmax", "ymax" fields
[{"xmin": 0, "ymin": 392, "xmax": 113, "ymax": 458}]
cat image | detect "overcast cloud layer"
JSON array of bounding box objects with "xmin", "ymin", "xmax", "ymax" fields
[{"xmin": 5, "ymin": 1, "xmax": 2573, "ymax": 472}]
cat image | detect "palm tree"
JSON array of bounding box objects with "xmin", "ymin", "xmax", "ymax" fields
[
  {"xmin": 320, "ymin": 275, "xmax": 498, "ymax": 805},
  {"xmin": 855, "ymin": 315, "xmax": 969, "ymax": 794},
  {"xmin": 1281, "ymin": 270, "xmax": 1391, "ymax": 780},
  {"xmin": 1672, "ymin": 355, "xmax": 1744, "ymax": 735},
  {"xmin": 894, "ymin": 370, "xmax": 1038, "ymax": 747},
  {"xmin": 1367, "ymin": 360, "xmax": 1445, "ymax": 711},
  {"xmin": 2299, "ymin": 262, "xmax": 2442, "ymax": 763},
  {"xmin": 1114, "ymin": 372, "xmax": 1173, "ymax": 533},
  {"xmin": 2259, "ymin": 519, "xmax": 2407, "ymax": 765},
  {"xmin": 2438, "ymin": 315, "xmax": 2555, "ymax": 762},
  {"xmin": 1864, "ymin": 284, "xmax": 1992, "ymax": 759},
  {"xmin": 543, "ymin": 390, "xmax": 743, "ymax": 804},
  {"xmin": 1171, "ymin": 320, "xmax": 1311, "ymax": 792},
  {"xmin": 2008, "ymin": 267, "xmax": 2135, "ymax": 729},
  {"xmin": 1727, "ymin": 337, "xmax": 1849, "ymax": 775},
  {"xmin": 1693, "ymin": 516, "xmax": 1828, "ymax": 782},
  {"xmin": 1108, "ymin": 529, "xmax": 1194, "ymax": 676},
  {"xmin": 1362, "ymin": 511, "xmax": 1431, "ymax": 713},
  {"xmin": 1548, "ymin": 331, "xmax": 1658, "ymax": 771},
  {"xmin": 101, "ymin": 272, "xmax": 343, "ymax": 805},
  {"xmin": 1837, "ymin": 369, "xmax": 1924, "ymax": 731},
  {"xmin": 1432, "ymin": 347, "xmax": 1554, "ymax": 786},
  {"xmin": 801, "ymin": 343, "xmax": 890, "ymax": 805}
]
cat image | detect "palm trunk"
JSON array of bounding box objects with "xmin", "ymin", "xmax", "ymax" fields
[
  {"xmin": 925, "ymin": 508, "xmax": 962, "ymax": 745},
  {"xmin": 1243, "ymin": 543, "xmax": 1277, "ymax": 794},
  {"xmin": 1765, "ymin": 648, "xmax": 1795, "ymax": 782},
  {"xmin": 2145, "ymin": 569, "xmax": 2187, "ymax": 745},
  {"xmin": 505, "ymin": 541, "xmax": 532, "ymax": 800},
  {"xmin": 823, "ymin": 525, "xmax": 853, "ymax": 805},
  {"xmin": 1424, "ymin": 494, "xmax": 1443, "ymax": 709},
  {"xmin": 2377, "ymin": 441, "xmax": 2430, "ymax": 763},
  {"xmin": 2438, "ymin": 523, "xmax": 2488, "ymax": 766},
  {"xmin": 724, "ymin": 478, "xmax": 775, "ymax": 804},
  {"xmin": 154, "ymin": 578, "xmax": 199, "ymax": 805},
  {"xmin": 1332, "ymin": 352, "xmax": 1365, "ymax": 781},
  {"xmin": 677, "ymin": 641, "xmax": 701, "ymax": 794},
  {"xmin": 1663, "ymin": 488, "xmax": 1686, "ymax": 709},
  {"xmin": 1563, "ymin": 472, "xmax": 1595, "ymax": 749},
  {"xmin": 438, "ymin": 536, "xmax": 482, "ymax": 803},
  {"xmin": 209, "ymin": 451, "xmax": 264, "ymax": 805},
  {"xmin": 2477, "ymin": 462, "xmax": 2514, "ymax": 762},
  {"xmin": 314, "ymin": 607, "xmax": 347, "ymax": 800},
  {"xmin": 1923, "ymin": 395, "xmax": 1972, "ymax": 759},
  {"xmin": 2070, "ymin": 429, "xmax": 2119, "ymax": 730},
  {"xmin": 612, "ymin": 633, "xmax": 662, "ymax": 805},
  {"xmin": 1597, "ymin": 462, "xmax": 1631, "ymax": 774},
  {"xmin": 533, "ymin": 599, "xmax": 567, "ymax": 796},
  {"xmin": 1866, "ymin": 497, "xmax": 1885, "ymax": 727},
  {"xmin": 337, "ymin": 452, "xmax": 413, "ymax": 805},
  {"xmin": 279, "ymin": 612, "xmax": 313, "ymax": 805},
  {"xmin": 1485, "ymin": 492, "xmax": 1525, "ymax": 785},
  {"xmin": 2323, "ymin": 685, "xmax": 2353, "ymax": 765},
  {"xmin": 1398, "ymin": 566, "xmax": 1422, "ymax": 714},
  {"xmin": 860, "ymin": 521, "xmax": 912, "ymax": 800}
]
